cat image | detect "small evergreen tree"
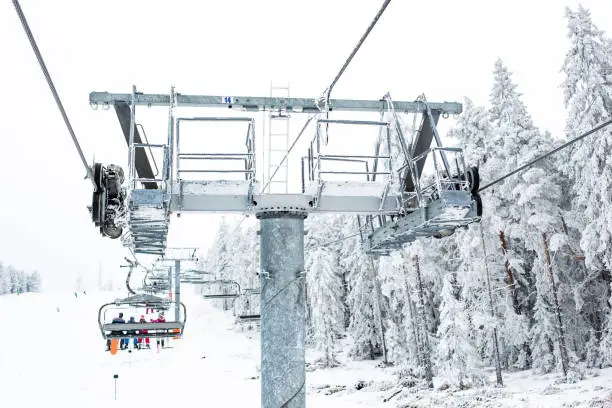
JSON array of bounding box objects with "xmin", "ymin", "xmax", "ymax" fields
[
  {"xmin": 435, "ymin": 273, "xmax": 483, "ymax": 389},
  {"xmin": 307, "ymin": 245, "xmax": 344, "ymax": 367}
]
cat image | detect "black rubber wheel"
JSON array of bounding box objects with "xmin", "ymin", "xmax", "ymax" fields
[
  {"xmin": 93, "ymin": 163, "xmax": 104, "ymax": 191},
  {"xmin": 474, "ymin": 193, "xmax": 483, "ymax": 216},
  {"xmin": 467, "ymin": 166, "xmax": 480, "ymax": 193},
  {"xmin": 91, "ymin": 191, "xmax": 102, "ymax": 224}
]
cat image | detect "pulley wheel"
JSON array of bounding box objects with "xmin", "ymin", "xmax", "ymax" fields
[
  {"xmin": 93, "ymin": 163, "xmax": 104, "ymax": 191},
  {"xmin": 467, "ymin": 166, "xmax": 480, "ymax": 193},
  {"xmin": 474, "ymin": 193, "xmax": 483, "ymax": 217},
  {"xmin": 102, "ymin": 222, "xmax": 123, "ymax": 239},
  {"xmin": 91, "ymin": 191, "xmax": 102, "ymax": 224}
]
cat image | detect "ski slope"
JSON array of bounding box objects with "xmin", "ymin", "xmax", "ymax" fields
[
  {"xmin": 1, "ymin": 291, "xmax": 612, "ymax": 407},
  {"xmin": 0, "ymin": 290, "xmax": 390, "ymax": 407}
]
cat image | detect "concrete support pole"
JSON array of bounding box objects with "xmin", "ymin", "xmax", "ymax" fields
[
  {"xmin": 175, "ymin": 260, "xmax": 181, "ymax": 321},
  {"xmin": 257, "ymin": 211, "xmax": 307, "ymax": 408}
]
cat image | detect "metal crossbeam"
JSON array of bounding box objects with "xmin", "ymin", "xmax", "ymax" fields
[
  {"xmin": 90, "ymin": 92, "xmax": 462, "ymax": 115},
  {"xmin": 103, "ymin": 322, "xmax": 183, "ymax": 331}
]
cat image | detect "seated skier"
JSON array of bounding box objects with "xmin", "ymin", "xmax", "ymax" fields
[
  {"xmin": 138, "ymin": 315, "xmax": 151, "ymax": 349},
  {"xmin": 106, "ymin": 312, "xmax": 126, "ymax": 351},
  {"xmin": 127, "ymin": 316, "xmax": 139, "ymax": 350},
  {"xmin": 155, "ymin": 312, "xmax": 166, "ymax": 349}
]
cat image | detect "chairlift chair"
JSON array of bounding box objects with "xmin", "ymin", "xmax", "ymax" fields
[
  {"xmin": 180, "ymin": 276, "xmax": 210, "ymax": 284},
  {"xmin": 201, "ymin": 280, "xmax": 242, "ymax": 299},
  {"xmin": 98, "ymin": 294, "xmax": 187, "ymax": 339},
  {"xmin": 181, "ymin": 270, "xmax": 213, "ymax": 284},
  {"xmin": 235, "ymin": 288, "xmax": 261, "ymax": 323}
]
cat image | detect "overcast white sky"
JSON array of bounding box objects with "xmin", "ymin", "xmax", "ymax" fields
[{"xmin": 0, "ymin": 0, "xmax": 610, "ymax": 292}]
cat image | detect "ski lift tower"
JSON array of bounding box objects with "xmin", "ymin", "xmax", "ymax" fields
[
  {"xmin": 88, "ymin": 86, "xmax": 478, "ymax": 407},
  {"xmin": 11, "ymin": 0, "xmax": 485, "ymax": 403},
  {"xmin": 155, "ymin": 247, "xmax": 198, "ymax": 323},
  {"xmin": 86, "ymin": 4, "xmax": 480, "ymax": 408}
]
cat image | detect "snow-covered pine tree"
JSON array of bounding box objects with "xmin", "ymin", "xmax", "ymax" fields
[
  {"xmin": 447, "ymin": 97, "xmax": 493, "ymax": 168},
  {"xmin": 485, "ymin": 58, "xmax": 556, "ymax": 370},
  {"xmin": 529, "ymin": 261, "xmax": 558, "ymax": 374},
  {"xmin": 436, "ymin": 272, "xmax": 484, "ymax": 389},
  {"xmin": 560, "ymin": 5, "xmax": 612, "ymax": 367},
  {"xmin": 344, "ymin": 240, "xmax": 381, "ymax": 360},
  {"xmin": 447, "ymin": 100, "xmax": 507, "ymax": 381},
  {"xmin": 510, "ymin": 143, "xmax": 571, "ymax": 375},
  {"xmin": 561, "ymin": 5, "xmax": 612, "ymax": 274},
  {"xmin": 338, "ymin": 216, "xmax": 382, "ymax": 361},
  {"xmin": 8, "ymin": 266, "xmax": 26, "ymax": 294},
  {"xmin": 306, "ymin": 244, "xmax": 345, "ymax": 368},
  {"xmin": 380, "ymin": 258, "xmax": 414, "ymax": 366},
  {"xmin": 203, "ymin": 217, "xmax": 242, "ymax": 310},
  {"xmin": 303, "ymin": 214, "xmax": 347, "ymax": 366},
  {"xmin": 0, "ymin": 262, "xmax": 8, "ymax": 295},
  {"xmin": 26, "ymin": 271, "xmax": 42, "ymax": 293},
  {"xmin": 453, "ymin": 227, "xmax": 503, "ymax": 378},
  {"xmin": 233, "ymin": 221, "xmax": 260, "ymax": 319}
]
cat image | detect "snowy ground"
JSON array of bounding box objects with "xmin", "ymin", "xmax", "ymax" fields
[{"xmin": 1, "ymin": 291, "xmax": 612, "ymax": 407}]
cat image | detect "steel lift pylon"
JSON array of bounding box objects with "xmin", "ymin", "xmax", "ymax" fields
[
  {"xmin": 14, "ymin": 0, "xmax": 482, "ymax": 404},
  {"xmin": 155, "ymin": 247, "xmax": 198, "ymax": 325},
  {"xmin": 88, "ymin": 86, "xmax": 481, "ymax": 408}
]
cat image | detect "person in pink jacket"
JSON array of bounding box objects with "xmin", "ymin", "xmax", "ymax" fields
[
  {"xmin": 155, "ymin": 312, "xmax": 166, "ymax": 349},
  {"xmin": 137, "ymin": 315, "xmax": 151, "ymax": 349}
]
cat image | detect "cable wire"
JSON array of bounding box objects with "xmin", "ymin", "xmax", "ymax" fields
[
  {"xmin": 263, "ymin": 0, "xmax": 392, "ymax": 194},
  {"xmin": 323, "ymin": 0, "xmax": 392, "ymax": 101},
  {"xmin": 479, "ymin": 118, "xmax": 612, "ymax": 192},
  {"xmin": 12, "ymin": 0, "xmax": 96, "ymax": 187}
]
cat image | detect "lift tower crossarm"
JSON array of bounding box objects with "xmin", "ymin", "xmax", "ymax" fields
[{"xmin": 90, "ymin": 92, "xmax": 462, "ymax": 115}]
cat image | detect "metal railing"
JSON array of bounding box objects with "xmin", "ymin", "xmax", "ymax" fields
[
  {"xmin": 175, "ymin": 117, "xmax": 256, "ymax": 182},
  {"xmin": 129, "ymin": 143, "xmax": 169, "ymax": 190},
  {"xmin": 308, "ymin": 118, "xmax": 392, "ymax": 184},
  {"xmin": 410, "ymin": 147, "xmax": 470, "ymax": 201}
]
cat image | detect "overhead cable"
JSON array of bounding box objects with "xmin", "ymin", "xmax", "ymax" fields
[
  {"xmin": 12, "ymin": 0, "xmax": 96, "ymax": 187},
  {"xmin": 479, "ymin": 118, "xmax": 612, "ymax": 192},
  {"xmin": 323, "ymin": 0, "xmax": 392, "ymax": 102}
]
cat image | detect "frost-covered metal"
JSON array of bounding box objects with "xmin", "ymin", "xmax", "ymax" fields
[
  {"xmin": 236, "ymin": 287, "xmax": 262, "ymax": 323},
  {"xmin": 201, "ymin": 280, "xmax": 242, "ymax": 299},
  {"xmin": 88, "ymin": 86, "xmax": 479, "ymax": 408},
  {"xmin": 155, "ymin": 248, "xmax": 198, "ymax": 322},
  {"xmin": 266, "ymin": 82, "xmax": 291, "ymax": 193},
  {"xmin": 258, "ymin": 212, "xmax": 307, "ymax": 408}
]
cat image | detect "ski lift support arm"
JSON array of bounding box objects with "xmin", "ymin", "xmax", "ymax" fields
[{"xmin": 90, "ymin": 92, "xmax": 462, "ymax": 116}]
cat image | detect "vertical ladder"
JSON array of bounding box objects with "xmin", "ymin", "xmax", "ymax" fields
[{"xmin": 266, "ymin": 82, "xmax": 291, "ymax": 193}]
